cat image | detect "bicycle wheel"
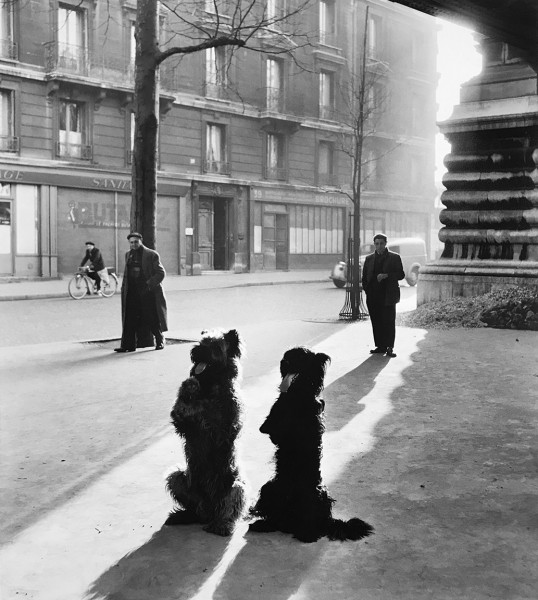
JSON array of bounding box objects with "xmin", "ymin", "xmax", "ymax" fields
[
  {"xmin": 68, "ymin": 274, "xmax": 89, "ymax": 299},
  {"xmin": 101, "ymin": 273, "xmax": 118, "ymax": 297}
]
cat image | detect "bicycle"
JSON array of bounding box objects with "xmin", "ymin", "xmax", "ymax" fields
[{"xmin": 68, "ymin": 266, "xmax": 119, "ymax": 300}]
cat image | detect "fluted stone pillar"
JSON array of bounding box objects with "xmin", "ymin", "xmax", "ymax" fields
[{"xmin": 418, "ymin": 38, "xmax": 538, "ymax": 304}]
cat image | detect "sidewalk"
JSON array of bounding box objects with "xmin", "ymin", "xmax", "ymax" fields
[
  {"xmin": 0, "ymin": 270, "xmax": 331, "ymax": 301},
  {"xmin": 0, "ymin": 317, "xmax": 537, "ymax": 599}
]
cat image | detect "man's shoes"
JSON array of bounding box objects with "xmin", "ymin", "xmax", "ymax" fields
[
  {"xmin": 385, "ymin": 347, "xmax": 397, "ymax": 357},
  {"xmin": 155, "ymin": 340, "xmax": 165, "ymax": 351},
  {"xmin": 370, "ymin": 347, "xmax": 387, "ymax": 354},
  {"xmin": 114, "ymin": 348, "xmax": 135, "ymax": 353}
]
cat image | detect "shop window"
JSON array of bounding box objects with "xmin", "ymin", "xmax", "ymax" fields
[
  {"xmin": 57, "ymin": 99, "xmax": 92, "ymax": 160},
  {"xmin": 204, "ymin": 122, "xmax": 230, "ymax": 174},
  {"xmin": 264, "ymin": 132, "xmax": 287, "ymax": 180},
  {"xmin": 205, "ymin": 46, "xmax": 227, "ymax": 98},
  {"xmin": 319, "ymin": 70, "xmax": 335, "ymax": 119},
  {"xmin": 58, "ymin": 4, "xmax": 87, "ymax": 73},
  {"xmin": 318, "ymin": 141, "xmax": 336, "ymax": 186},
  {"xmin": 0, "ymin": 89, "xmax": 18, "ymax": 152},
  {"xmin": 289, "ymin": 205, "xmax": 343, "ymax": 254},
  {"xmin": 0, "ymin": 0, "xmax": 16, "ymax": 59},
  {"xmin": 16, "ymin": 185, "xmax": 39, "ymax": 254},
  {"xmin": 319, "ymin": 0, "xmax": 336, "ymax": 46},
  {"xmin": 266, "ymin": 57, "xmax": 283, "ymax": 111}
]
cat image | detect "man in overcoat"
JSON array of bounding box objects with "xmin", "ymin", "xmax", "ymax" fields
[
  {"xmin": 115, "ymin": 232, "xmax": 168, "ymax": 352},
  {"xmin": 361, "ymin": 233, "xmax": 405, "ymax": 357}
]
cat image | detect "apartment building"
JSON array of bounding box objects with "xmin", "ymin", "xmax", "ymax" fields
[{"xmin": 0, "ymin": 0, "xmax": 437, "ymax": 277}]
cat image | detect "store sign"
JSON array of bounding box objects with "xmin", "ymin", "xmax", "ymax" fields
[{"xmin": 252, "ymin": 186, "xmax": 350, "ymax": 207}]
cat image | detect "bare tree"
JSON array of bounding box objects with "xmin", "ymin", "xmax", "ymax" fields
[
  {"xmin": 335, "ymin": 5, "xmax": 397, "ymax": 319},
  {"xmin": 131, "ymin": 0, "xmax": 313, "ymax": 248}
]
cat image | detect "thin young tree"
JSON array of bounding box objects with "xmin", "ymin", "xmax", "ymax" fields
[
  {"xmin": 336, "ymin": 5, "xmax": 394, "ymax": 319},
  {"xmin": 131, "ymin": 0, "xmax": 312, "ymax": 248}
]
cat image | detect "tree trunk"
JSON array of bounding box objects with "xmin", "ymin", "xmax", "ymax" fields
[{"xmin": 131, "ymin": 0, "xmax": 159, "ymax": 250}]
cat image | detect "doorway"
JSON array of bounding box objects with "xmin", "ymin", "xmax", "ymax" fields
[
  {"xmin": 0, "ymin": 200, "xmax": 13, "ymax": 274},
  {"xmin": 262, "ymin": 211, "xmax": 288, "ymax": 270},
  {"xmin": 198, "ymin": 198, "xmax": 230, "ymax": 270}
]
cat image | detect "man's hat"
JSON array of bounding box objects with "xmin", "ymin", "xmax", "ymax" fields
[
  {"xmin": 85, "ymin": 241, "xmax": 95, "ymax": 245},
  {"xmin": 127, "ymin": 232, "xmax": 143, "ymax": 240}
]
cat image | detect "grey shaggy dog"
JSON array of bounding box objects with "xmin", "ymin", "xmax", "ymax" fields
[
  {"xmin": 249, "ymin": 346, "xmax": 374, "ymax": 543},
  {"xmin": 165, "ymin": 328, "xmax": 246, "ymax": 536}
]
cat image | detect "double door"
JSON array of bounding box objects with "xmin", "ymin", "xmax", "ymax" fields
[
  {"xmin": 198, "ymin": 198, "xmax": 230, "ymax": 270},
  {"xmin": 0, "ymin": 200, "xmax": 12, "ymax": 274}
]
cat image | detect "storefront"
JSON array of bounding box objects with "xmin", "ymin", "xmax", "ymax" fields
[
  {"xmin": 251, "ymin": 186, "xmax": 350, "ymax": 271},
  {"xmin": 0, "ymin": 166, "xmax": 189, "ymax": 278}
]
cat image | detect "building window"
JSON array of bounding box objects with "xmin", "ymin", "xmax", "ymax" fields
[
  {"xmin": 0, "ymin": 0, "xmax": 16, "ymax": 59},
  {"xmin": 289, "ymin": 205, "xmax": 344, "ymax": 254},
  {"xmin": 0, "ymin": 90, "xmax": 18, "ymax": 152},
  {"xmin": 318, "ymin": 141, "xmax": 335, "ymax": 186},
  {"xmin": 367, "ymin": 15, "xmax": 381, "ymax": 60},
  {"xmin": 204, "ymin": 123, "xmax": 229, "ymax": 174},
  {"xmin": 319, "ymin": 0, "xmax": 336, "ymax": 45},
  {"xmin": 125, "ymin": 111, "xmax": 134, "ymax": 164},
  {"xmin": 264, "ymin": 132, "xmax": 287, "ymax": 180},
  {"xmin": 266, "ymin": 57, "xmax": 283, "ymax": 111},
  {"xmin": 319, "ymin": 70, "xmax": 335, "ymax": 119},
  {"xmin": 58, "ymin": 4, "xmax": 87, "ymax": 73},
  {"xmin": 205, "ymin": 46, "xmax": 227, "ymax": 98},
  {"xmin": 57, "ymin": 99, "xmax": 91, "ymax": 160}
]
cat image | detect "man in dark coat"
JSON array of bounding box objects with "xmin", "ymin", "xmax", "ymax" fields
[
  {"xmin": 80, "ymin": 241, "xmax": 105, "ymax": 294},
  {"xmin": 361, "ymin": 233, "xmax": 405, "ymax": 358},
  {"xmin": 114, "ymin": 232, "xmax": 168, "ymax": 353}
]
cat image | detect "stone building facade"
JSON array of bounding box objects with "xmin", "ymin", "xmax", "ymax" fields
[{"xmin": 0, "ymin": 0, "xmax": 437, "ymax": 278}]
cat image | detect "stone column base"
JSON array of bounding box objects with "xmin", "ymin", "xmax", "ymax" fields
[{"xmin": 417, "ymin": 260, "xmax": 538, "ymax": 305}]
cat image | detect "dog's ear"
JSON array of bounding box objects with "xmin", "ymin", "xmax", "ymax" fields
[
  {"xmin": 315, "ymin": 352, "xmax": 331, "ymax": 375},
  {"xmin": 224, "ymin": 329, "xmax": 242, "ymax": 358}
]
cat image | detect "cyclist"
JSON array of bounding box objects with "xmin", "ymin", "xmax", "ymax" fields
[{"xmin": 80, "ymin": 241, "xmax": 109, "ymax": 296}]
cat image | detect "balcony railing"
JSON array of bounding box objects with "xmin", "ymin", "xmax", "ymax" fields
[
  {"xmin": 263, "ymin": 165, "xmax": 288, "ymax": 181},
  {"xmin": 203, "ymin": 159, "xmax": 231, "ymax": 175},
  {"xmin": 56, "ymin": 141, "xmax": 93, "ymax": 160},
  {"xmin": 318, "ymin": 172, "xmax": 338, "ymax": 187},
  {"xmin": 265, "ymin": 87, "xmax": 283, "ymax": 112},
  {"xmin": 204, "ymin": 82, "xmax": 230, "ymax": 100},
  {"xmin": 318, "ymin": 31, "xmax": 339, "ymax": 47},
  {"xmin": 319, "ymin": 105, "xmax": 337, "ymax": 120},
  {"xmin": 0, "ymin": 39, "xmax": 18, "ymax": 60},
  {"xmin": 44, "ymin": 42, "xmax": 133, "ymax": 86},
  {"xmin": 0, "ymin": 136, "xmax": 19, "ymax": 152}
]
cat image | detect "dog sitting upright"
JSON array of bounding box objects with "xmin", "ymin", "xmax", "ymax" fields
[
  {"xmin": 165, "ymin": 328, "xmax": 246, "ymax": 536},
  {"xmin": 249, "ymin": 347, "xmax": 373, "ymax": 543}
]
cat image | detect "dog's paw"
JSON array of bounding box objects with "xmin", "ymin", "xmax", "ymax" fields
[
  {"xmin": 293, "ymin": 529, "xmax": 321, "ymax": 543},
  {"xmin": 203, "ymin": 521, "xmax": 234, "ymax": 537},
  {"xmin": 164, "ymin": 509, "xmax": 199, "ymax": 526},
  {"xmin": 248, "ymin": 519, "xmax": 278, "ymax": 533}
]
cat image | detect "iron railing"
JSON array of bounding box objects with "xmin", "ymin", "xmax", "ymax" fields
[
  {"xmin": 265, "ymin": 86, "xmax": 284, "ymax": 112},
  {"xmin": 203, "ymin": 160, "xmax": 231, "ymax": 175},
  {"xmin": 0, "ymin": 39, "xmax": 18, "ymax": 60},
  {"xmin": 263, "ymin": 165, "xmax": 288, "ymax": 181},
  {"xmin": 0, "ymin": 136, "xmax": 19, "ymax": 152},
  {"xmin": 56, "ymin": 141, "xmax": 93, "ymax": 160}
]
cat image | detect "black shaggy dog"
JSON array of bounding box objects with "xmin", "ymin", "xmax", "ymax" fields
[
  {"xmin": 249, "ymin": 347, "xmax": 373, "ymax": 543},
  {"xmin": 165, "ymin": 328, "xmax": 247, "ymax": 536}
]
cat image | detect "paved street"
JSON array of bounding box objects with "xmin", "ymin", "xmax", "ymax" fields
[{"xmin": 0, "ymin": 276, "xmax": 537, "ymax": 600}]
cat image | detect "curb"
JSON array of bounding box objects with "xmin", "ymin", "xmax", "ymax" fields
[{"xmin": 0, "ymin": 277, "xmax": 331, "ymax": 302}]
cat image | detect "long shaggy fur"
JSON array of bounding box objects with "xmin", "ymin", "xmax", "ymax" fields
[
  {"xmin": 165, "ymin": 329, "xmax": 247, "ymax": 536},
  {"xmin": 249, "ymin": 346, "xmax": 373, "ymax": 543}
]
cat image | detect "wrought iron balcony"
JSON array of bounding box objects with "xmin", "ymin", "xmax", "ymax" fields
[
  {"xmin": 204, "ymin": 82, "xmax": 230, "ymax": 100},
  {"xmin": 44, "ymin": 42, "xmax": 133, "ymax": 86},
  {"xmin": 263, "ymin": 165, "xmax": 288, "ymax": 181},
  {"xmin": 203, "ymin": 160, "xmax": 231, "ymax": 175},
  {"xmin": 319, "ymin": 105, "xmax": 337, "ymax": 120},
  {"xmin": 0, "ymin": 39, "xmax": 18, "ymax": 60},
  {"xmin": 318, "ymin": 172, "xmax": 338, "ymax": 186},
  {"xmin": 56, "ymin": 141, "xmax": 93, "ymax": 160},
  {"xmin": 0, "ymin": 136, "xmax": 19, "ymax": 152},
  {"xmin": 318, "ymin": 31, "xmax": 339, "ymax": 47}
]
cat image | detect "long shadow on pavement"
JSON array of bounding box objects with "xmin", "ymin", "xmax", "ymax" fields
[{"xmin": 323, "ymin": 355, "xmax": 385, "ymax": 432}]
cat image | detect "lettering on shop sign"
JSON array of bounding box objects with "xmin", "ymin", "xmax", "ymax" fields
[
  {"xmin": 0, "ymin": 170, "xmax": 23, "ymax": 181},
  {"xmin": 66, "ymin": 200, "xmax": 171, "ymax": 232},
  {"xmin": 92, "ymin": 178, "xmax": 132, "ymax": 190},
  {"xmin": 252, "ymin": 187, "xmax": 349, "ymax": 206}
]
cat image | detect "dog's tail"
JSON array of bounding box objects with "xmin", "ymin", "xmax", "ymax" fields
[{"xmin": 327, "ymin": 517, "xmax": 374, "ymax": 541}]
